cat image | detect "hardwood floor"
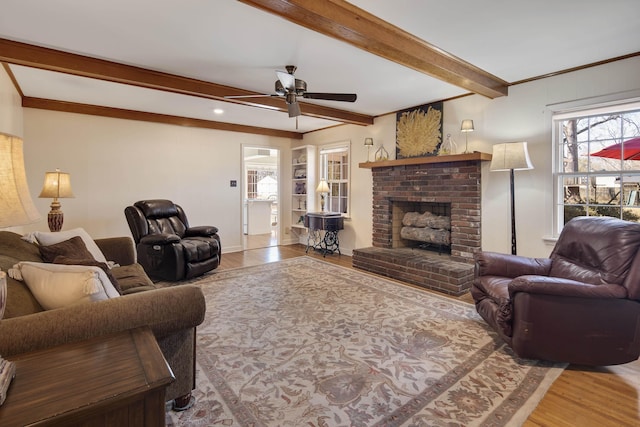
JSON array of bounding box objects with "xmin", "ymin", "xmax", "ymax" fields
[
  {"xmin": 219, "ymin": 245, "xmax": 640, "ymax": 426},
  {"xmin": 242, "ymin": 227, "xmax": 278, "ymax": 250}
]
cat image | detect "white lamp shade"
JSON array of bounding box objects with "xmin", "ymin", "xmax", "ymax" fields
[
  {"xmin": 490, "ymin": 142, "xmax": 534, "ymax": 171},
  {"xmin": 460, "ymin": 119, "xmax": 474, "ymax": 132},
  {"xmin": 0, "ymin": 134, "xmax": 41, "ymax": 227},
  {"xmin": 39, "ymin": 170, "xmax": 75, "ymax": 199},
  {"xmin": 316, "ymin": 179, "xmax": 330, "ymax": 193},
  {"xmin": 364, "ymin": 138, "xmax": 374, "ymax": 146}
]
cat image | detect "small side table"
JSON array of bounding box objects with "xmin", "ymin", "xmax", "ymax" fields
[
  {"xmin": 304, "ymin": 212, "xmax": 344, "ymax": 256},
  {"xmin": 0, "ymin": 327, "xmax": 174, "ymax": 426}
]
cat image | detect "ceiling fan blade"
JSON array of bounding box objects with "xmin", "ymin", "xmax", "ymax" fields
[
  {"xmin": 303, "ymin": 92, "xmax": 357, "ymax": 102},
  {"xmin": 287, "ymin": 101, "xmax": 301, "ymax": 118},
  {"xmin": 276, "ymin": 70, "xmax": 296, "ymax": 92}
]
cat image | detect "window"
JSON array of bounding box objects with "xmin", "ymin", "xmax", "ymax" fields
[
  {"xmin": 319, "ymin": 141, "xmax": 350, "ymax": 216},
  {"xmin": 554, "ymin": 102, "xmax": 640, "ymax": 231},
  {"xmin": 246, "ymin": 168, "xmax": 277, "ymax": 199}
]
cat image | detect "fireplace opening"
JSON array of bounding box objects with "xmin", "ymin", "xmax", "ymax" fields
[{"xmin": 392, "ymin": 201, "xmax": 451, "ymax": 255}]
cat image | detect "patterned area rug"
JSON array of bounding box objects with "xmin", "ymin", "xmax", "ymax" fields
[{"xmin": 166, "ymin": 257, "xmax": 565, "ymax": 427}]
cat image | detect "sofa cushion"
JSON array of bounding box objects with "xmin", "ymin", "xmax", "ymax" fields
[
  {"xmin": 38, "ymin": 236, "xmax": 95, "ymax": 263},
  {"xmin": 111, "ymin": 263, "xmax": 157, "ymax": 294},
  {"xmin": 182, "ymin": 237, "xmax": 220, "ymax": 262},
  {"xmin": 53, "ymin": 255, "xmax": 123, "ymax": 295},
  {"xmin": 548, "ymin": 256, "xmax": 608, "ymax": 286},
  {"xmin": 4, "ymin": 278, "xmax": 43, "ymax": 319},
  {"xmin": 549, "ymin": 216, "xmax": 640, "ymax": 286},
  {"xmin": 0, "ymin": 231, "xmax": 42, "ymax": 272},
  {"xmin": 9, "ymin": 262, "xmax": 120, "ymax": 310},
  {"xmin": 24, "ymin": 228, "xmax": 109, "ymax": 264}
]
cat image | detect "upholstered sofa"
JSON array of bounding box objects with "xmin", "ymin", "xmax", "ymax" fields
[{"xmin": 0, "ymin": 230, "xmax": 206, "ymax": 409}]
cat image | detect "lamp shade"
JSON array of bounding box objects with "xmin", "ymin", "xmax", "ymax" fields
[
  {"xmin": 364, "ymin": 137, "xmax": 374, "ymax": 146},
  {"xmin": 39, "ymin": 169, "xmax": 75, "ymax": 199},
  {"xmin": 0, "ymin": 133, "xmax": 41, "ymax": 228},
  {"xmin": 316, "ymin": 179, "xmax": 330, "ymax": 193},
  {"xmin": 460, "ymin": 120, "xmax": 475, "ymax": 132},
  {"xmin": 490, "ymin": 142, "xmax": 534, "ymax": 171}
]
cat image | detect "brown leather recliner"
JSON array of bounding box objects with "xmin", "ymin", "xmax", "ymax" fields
[
  {"xmin": 125, "ymin": 199, "xmax": 221, "ymax": 281},
  {"xmin": 471, "ymin": 216, "xmax": 640, "ymax": 366}
]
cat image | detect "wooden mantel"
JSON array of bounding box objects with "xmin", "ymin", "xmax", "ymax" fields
[{"xmin": 358, "ymin": 152, "xmax": 492, "ymax": 169}]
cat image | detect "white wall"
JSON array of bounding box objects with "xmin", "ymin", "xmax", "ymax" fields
[
  {"xmin": 456, "ymin": 56, "xmax": 640, "ymax": 256},
  {"xmin": 19, "ymin": 109, "xmax": 294, "ymax": 253},
  {"xmin": 2, "ymin": 56, "xmax": 640, "ymax": 258},
  {"xmin": 304, "ymin": 56, "xmax": 640, "ymax": 257},
  {"xmin": 300, "ymin": 114, "xmax": 396, "ymax": 255}
]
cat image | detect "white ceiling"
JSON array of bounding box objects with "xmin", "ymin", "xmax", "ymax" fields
[{"xmin": 1, "ymin": 0, "xmax": 639, "ymax": 134}]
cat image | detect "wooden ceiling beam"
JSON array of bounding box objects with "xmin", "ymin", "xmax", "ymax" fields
[
  {"xmin": 0, "ymin": 38, "xmax": 373, "ymax": 126},
  {"xmin": 239, "ymin": 0, "xmax": 509, "ymax": 98},
  {"xmin": 22, "ymin": 97, "xmax": 304, "ymax": 139}
]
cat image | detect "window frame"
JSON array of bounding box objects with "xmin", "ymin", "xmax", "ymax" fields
[
  {"xmin": 319, "ymin": 140, "xmax": 351, "ymax": 217},
  {"xmin": 552, "ymin": 99, "xmax": 640, "ymax": 236}
]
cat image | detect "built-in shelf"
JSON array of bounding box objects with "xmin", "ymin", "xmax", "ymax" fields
[
  {"xmin": 359, "ymin": 152, "xmax": 492, "ymax": 169},
  {"xmin": 291, "ymin": 145, "xmax": 316, "ymax": 234}
]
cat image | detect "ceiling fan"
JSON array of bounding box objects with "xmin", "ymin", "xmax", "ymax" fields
[{"xmin": 225, "ymin": 65, "xmax": 357, "ymax": 118}]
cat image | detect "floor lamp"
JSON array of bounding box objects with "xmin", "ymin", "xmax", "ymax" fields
[
  {"xmin": 0, "ymin": 133, "xmax": 41, "ymax": 318},
  {"xmin": 490, "ymin": 142, "xmax": 534, "ymax": 255},
  {"xmin": 0, "ymin": 133, "xmax": 41, "ymax": 395}
]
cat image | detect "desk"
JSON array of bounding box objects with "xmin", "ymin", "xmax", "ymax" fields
[
  {"xmin": 304, "ymin": 212, "xmax": 344, "ymax": 256},
  {"xmin": 0, "ymin": 327, "xmax": 174, "ymax": 426}
]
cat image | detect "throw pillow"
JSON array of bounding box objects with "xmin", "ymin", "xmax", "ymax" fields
[
  {"xmin": 38, "ymin": 236, "xmax": 95, "ymax": 263},
  {"xmin": 23, "ymin": 228, "xmax": 109, "ymax": 264},
  {"xmin": 52, "ymin": 256, "xmax": 123, "ymax": 295},
  {"xmin": 8, "ymin": 262, "xmax": 120, "ymax": 311}
]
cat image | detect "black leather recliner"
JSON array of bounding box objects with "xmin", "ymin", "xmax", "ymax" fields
[{"xmin": 125, "ymin": 199, "xmax": 221, "ymax": 281}]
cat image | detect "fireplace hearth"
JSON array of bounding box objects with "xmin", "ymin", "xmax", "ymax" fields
[{"xmin": 354, "ymin": 153, "xmax": 490, "ymax": 295}]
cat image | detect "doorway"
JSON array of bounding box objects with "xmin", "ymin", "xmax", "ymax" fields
[{"xmin": 242, "ymin": 146, "xmax": 280, "ymax": 250}]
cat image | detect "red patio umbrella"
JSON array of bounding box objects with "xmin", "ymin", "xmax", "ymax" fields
[{"xmin": 591, "ymin": 136, "xmax": 640, "ymax": 160}]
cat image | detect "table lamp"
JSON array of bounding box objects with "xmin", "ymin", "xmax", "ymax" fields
[
  {"xmin": 39, "ymin": 169, "xmax": 74, "ymax": 232},
  {"xmin": 461, "ymin": 120, "xmax": 474, "ymax": 153},
  {"xmin": 364, "ymin": 138, "xmax": 374, "ymax": 162},
  {"xmin": 316, "ymin": 179, "xmax": 330, "ymax": 212}
]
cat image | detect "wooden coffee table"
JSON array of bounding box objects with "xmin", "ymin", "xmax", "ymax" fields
[{"xmin": 0, "ymin": 327, "xmax": 174, "ymax": 426}]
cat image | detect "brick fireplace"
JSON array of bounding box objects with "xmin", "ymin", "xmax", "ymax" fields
[{"xmin": 353, "ymin": 153, "xmax": 491, "ymax": 295}]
